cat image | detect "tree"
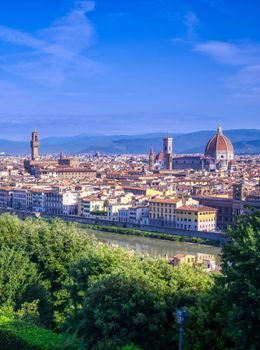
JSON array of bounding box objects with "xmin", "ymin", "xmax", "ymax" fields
[
  {"xmin": 0, "ymin": 247, "xmax": 47, "ymax": 314},
  {"xmin": 220, "ymin": 211, "xmax": 260, "ymax": 349},
  {"xmin": 186, "ymin": 211, "xmax": 260, "ymax": 350},
  {"xmin": 76, "ymin": 268, "xmax": 169, "ymax": 349},
  {"xmin": 185, "ymin": 280, "xmax": 230, "ymax": 350},
  {"xmin": 71, "ymin": 259, "xmax": 213, "ymax": 350},
  {"xmin": 0, "ymin": 215, "xmax": 95, "ymax": 328}
]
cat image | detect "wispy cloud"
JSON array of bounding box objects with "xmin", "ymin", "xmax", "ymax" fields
[
  {"xmin": 171, "ymin": 9, "xmax": 200, "ymax": 44},
  {"xmin": 194, "ymin": 40, "xmax": 260, "ymax": 66},
  {"xmin": 0, "ymin": 0, "xmax": 99, "ymax": 86},
  {"xmin": 183, "ymin": 11, "xmax": 199, "ymax": 39},
  {"xmin": 194, "ymin": 40, "xmax": 260, "ymax": 102}
]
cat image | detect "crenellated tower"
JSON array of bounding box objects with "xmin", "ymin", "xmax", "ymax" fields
[{"xmin": 30, "ymin": 130, "xmax": 39, "ymax": 160}]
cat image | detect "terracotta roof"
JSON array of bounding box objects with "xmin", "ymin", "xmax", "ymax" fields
[
  {"xmin": 50, "ymin": 168, "xmax": 96, "ymax": 173},
  {"xmin": 205, "ymin": 126, "xmax": 234, "ymax": 156},
  {"xmin": 150, "ymin": 198, "xmax": 181, "ymax": 204},
  {"xmin": 155, "ymin": 150, "xmax": 164, "ymax": 162},
  {"xmin": 173, "ymin": 253, "xmax": 194, "ymax": 259},
  {"xmin": 123, "ymin": 186, "xmax": 146, "ymax": 191},
  {"xmin": 177, "ymin": 205, "xmax": 217, "ymax": 212}
]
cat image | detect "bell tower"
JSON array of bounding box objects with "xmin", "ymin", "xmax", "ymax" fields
[
  {"xmin": 163, "ymin": 137, "xmax": 173, "ymax": 170},
  {"xmin": 30, "ymin": 130, "xmax": 39, "ymax": 160},
  {"xmin": 148, "ymin": 146, "xmax": 155, "ymax": 171}
]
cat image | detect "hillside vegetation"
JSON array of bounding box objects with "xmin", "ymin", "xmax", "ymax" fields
[{"xmin": 0, "ymin": 213, "xmax": 259, "ymax": 349}]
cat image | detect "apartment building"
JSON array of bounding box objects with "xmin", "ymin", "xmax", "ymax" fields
[
  {"xmin": 107, "ymin": 203, "xmax": 131, "ymax": 218},
  {"xmin": 45, "ymin": 190, "xmax": 78, "ymax": 215},
  {"xmin": 193, "ymin": 195, "xmax": 243, "ymax": 229},
  {"xmin": 0, "ymin": 188, "xmax": 12, "ymax": 208},
  {"xmin": 28, "ymin": 190, "xmax": 46, "ymax": 212},
  {"xmin": 12, "ymin": 189, "xmax": 28, "ymax": 210},
  {"xmin": 37, "ymin": 168, "xmax": 97, "ymax": 180},
  {"xmin": 78, "ymin": 197, "xmax": 104, "ymax": 217},
  {"xmin": 118, "ymin": 205, "xmax": 149, "ymax": 224},
  {"xmin": 148, "ymin": 197, "xmax": 199, "ymax": 228},
  {"xmin": 175, "ymin": 205, "xmax": 217, "ymax": 231},
  {"xmin": 149, "ymin": 198, "xmax": 182, "ymax": 227}
]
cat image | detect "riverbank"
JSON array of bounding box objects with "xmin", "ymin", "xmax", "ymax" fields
[
  {"xmin": 80, "ymin": 223, "xmax": 223, "ymax": 247},
  {"xmin": 0, "ymin": 208, "xmax": 225, "ymax": 246}
]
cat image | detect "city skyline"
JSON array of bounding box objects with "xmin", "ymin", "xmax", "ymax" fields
[{"xmin": 0, "ymin": 0, "xmax": 260, "ymax": 139}]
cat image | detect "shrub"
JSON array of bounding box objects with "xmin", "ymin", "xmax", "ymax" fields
[{"xmin": 0, "ymin": 314, "xmax": 83, "ymax": 350}]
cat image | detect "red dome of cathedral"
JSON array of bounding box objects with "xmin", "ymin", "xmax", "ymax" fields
[
  {"xmin": 155, "ymin": 150, "xmax": 164, "ymax": 162},
  {"xmin": 205, "ymin": 126, "xmax": 234, "ymax": 157}
]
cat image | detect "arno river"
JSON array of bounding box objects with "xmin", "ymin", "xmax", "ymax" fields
[{"xmin": 84, "ymin": 229, "xmax": 221, "ymax": 262}]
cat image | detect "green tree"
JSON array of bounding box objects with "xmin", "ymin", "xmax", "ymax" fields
[
  {"xmin": 0, "ymin": 215, "xmax": 94, "ymax": 327},
  {"xmin": 0, "ymin": 246, "xmax": 50, "ymax": 324},
  {"xmin": 221, "ymin": 211, "xmax": 260, "ymax": 349},
  {"xmin": 186, "ymin": 211, "xmax": 260, "ymax": 350},
  {"xmin": 71, "ymin": 260, "xmax": 213, "ymax": 350},
  {"xmin": 66, "ymin": 244, "xmax": 138, "ymax": 325},
  {"xmin": 185, "ymin": 280, "xmax": 230, "ymax": 350},
  {"xmin": 0, "ymin": 247, "xmax": 40, "ymax": 307},
  {"xmin": 76, "ymin": 268, "xmax": 169, "ymax": 349}
]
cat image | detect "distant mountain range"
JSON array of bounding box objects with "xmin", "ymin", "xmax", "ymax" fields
[{"xmin": 1, "ymin": 129, "xmax": 260, "ymax": 155}]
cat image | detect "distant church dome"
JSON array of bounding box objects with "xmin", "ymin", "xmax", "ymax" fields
[
  {"xmin": 205, "ymin": 126, "xmax": 234, "ymax": 169},
  {"xmin": 205, "ymin": 126, "xmax": 234, "ymax": 157},
  {"xmin": 155, "ymin": 150, "xmax": 164, "ymax": 162}
]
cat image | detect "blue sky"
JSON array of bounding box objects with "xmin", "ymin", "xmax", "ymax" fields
[{"xmin": 0, "ymin": 0, "xmax": 260, "ymax": 139}]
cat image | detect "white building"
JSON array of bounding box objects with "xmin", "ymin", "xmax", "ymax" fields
[
  {"xmin": 78, "ymin": 197, "xmax": 104, "ymax": 217},
  {"xmin": 12, "ymin": 189, "xmax": 28, "ymax": 210}
]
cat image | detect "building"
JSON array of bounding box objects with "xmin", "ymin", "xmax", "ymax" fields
[
  {"xmin": 148, "ymin": 196, "xmax": 216, "ymax": 231},
  {"xmin": 11, "ymin": 189, "xmax": 28, "ymax": 210},
  {"xmin": 170, "ymin": 253, "xmax": 196, "ymax": 266},
  {"xmin": 24, "ymin": 131, "xmax": 58, "ymax": 174},
  {"xmin": 24, "ymin": 131, "xmax": 85, "ymax": 177},
  {"xmin": 193, "ymin": 185, "xmax": 246, "ymax": 229},
  {"xmin": 173, "ymin": 155, "xmax": 205, "ymax": 170},
  {"xmin": 154, "ymin": 150, "xmax": 164, "ymax": 169},
  {"xmin": 57, "ymin": 152, "xmax": 79, "ymax": 167},
  {"xmin": 119, "ymin": 205, "xmax": 149, "ymax": 224},
  {"xmin": 36, "ymin": 168, "xmax": 97, "ymax": 180},
  {"xmin": 118, "ymin": 207, "xmax": 129, "ymax": 223},
  {"xmin": 29, "ymin": 190, "xmax": 46, "ymax": 212},
  {"xmin": 245, "ymin": 194, "xmax": 260, "ymax": 211},
  {"xmin": 78, "ymin": 197, "xmax": 105, "ymax": 217},
  {"xmin": 148, "ymin": 146, "xmax": 155, "ymax": 171},
  {"xmin": 129, "ymin": 206, "xmax": 149, "ymax": 224},
  {"xmin": 123, "ymin": 186, "xmax": 166, "ymax": 197},
  {"xmin": 30, "ymin": 131, "xmax": 39, "ymax": 161},
  {"xmin": 149, "ymin": 198, "xmax": 183, "ymax": 227},
  {"xmin": 163, "ymin": 137, "xmax": 173, "ymax": 170},
  {"xmin": 149, "ymin": 126, "xmax": 235, "ymax": 172},
  {"xmin": 170, "ymin": 253, "xmax": 218, "ymax": 272},
  {"xmin": 0, "ymin": 188, "xmax": 12, "ymax": 208},
  {"xmin": 175, "ymin": 205, "xmax": 217, "ymax": 231},
  {"xmin": 204, "ymin": 126, "xmax": 235, "ymax": 170},
  {"xmin": 107, "ymin": 203, "xmax": 131, "ymax": 218},
  {"xmin": 45, "ymin": 190, "xmax": 78, "ymax": 216},
  {"xmin": 196, "ymin": 253, "xmax": 215, "ymax": 263}
]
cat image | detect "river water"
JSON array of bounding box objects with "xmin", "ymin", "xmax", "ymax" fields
[{"xmin": 84, "ymin": 229, "xmax": 221, "ymax": 261}]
